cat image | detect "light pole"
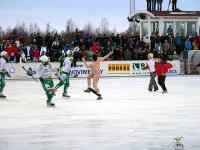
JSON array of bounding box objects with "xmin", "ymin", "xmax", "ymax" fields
[
  {"xmin": 129, "ymin": 0, "xmax": 136, "ymax": 34},
  {"xmin": 129, "ymin": 0, "xmax": 135, "ymax": 17}
]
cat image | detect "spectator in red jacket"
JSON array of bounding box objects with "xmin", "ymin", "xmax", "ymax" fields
[
  {"xmin": 91, "ymin": 41, "xmax": 100, "ymax": 54},
  {"xmin": 155, "ymin": 56, "xmax": 173, "ymax": 94},
  {"xmin": 31, "ymin": 46, "xmax": 40, "ymax": 62},
  {"xmin": 5, "ymin": 44, "xmax": 18, "ymax": 62},
  {"xmin": 5, "ymin": 44, "xmax": 18, "ymax": 56}
]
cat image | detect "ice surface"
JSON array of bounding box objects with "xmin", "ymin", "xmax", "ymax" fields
[{"xmin": 0, "ymin": 76, "xmax": 200, "ymax": 150}]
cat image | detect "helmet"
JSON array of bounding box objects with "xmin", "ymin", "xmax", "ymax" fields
[
  {"xmin": 1, "ymin": 51, "xmax": 8, "ymax": 57},
  {"xmin": 39, "ymin": 55, "xmax": 49, "ymax": 62},
  {"xmin": 66, "ymin": 50, "xmax": 72, "ymax": 56},
  {"xmin": 73, "ymin": 47, "xmax": 80, "ymax": 52},
  {"xmin": 148, "ymin": 53, "xmax": 154, "ymax": 58}
]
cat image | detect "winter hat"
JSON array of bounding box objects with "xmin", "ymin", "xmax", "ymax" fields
[
  {"xmin": 148, "ymin": 53, "xmax": 154, "ymax": 58},
  {"xmin": 0, "ymin": 51, "xmax": 8, "ymax": 57}
]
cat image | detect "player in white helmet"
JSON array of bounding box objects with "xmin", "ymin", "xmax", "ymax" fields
[
  {"xmin": 37, "ymin": 55, "xmax": 57, "ymax": 107},
  {"xmin": 0, "ymin": 51, "xmax": 12, "ymax": 98},
  {"xmin": 54, "ymin": 50, "xmax": 72, "ymax": 98}
]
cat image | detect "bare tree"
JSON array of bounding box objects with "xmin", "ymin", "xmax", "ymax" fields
[
  {"xmin": 111, "ymin": 28, "xmax": 117, "ymax": 34},
  {"xmin": 127, "ymin": 23, "xmax": 139, "ymax": 35},
  {"xmin": 83, "ymin": 22, "xmax": 94, "ymax": 34},
  {"xmin": 95, "ymin": 27, "xmax": 101, "ymax": 35},
  {"xmin": 99, "ymin": 17, "xmax": 110, "ymax": 34},
  {"xmin": 29, "ymin": 23, "xmax": 34, "ymax": 34},
  {"xmin": 0, "ymin": 26, "xmax": 4, "ymax": 38},
  {"xmin": 34, "ymin": 23, "xmax": 41, "ymax": 33},
  {"xmin": 28, "ymin": 22, "xmax": 40, "ymax": 34},
  {"xmin": 46, "ymin": 23, "xmax": 51, "ymax": 34},
  {"xmin": 3, "ymin": 26, "xmax": 12, "ymax": 39},
  {"xmin": 14, "ymin": 22, "xmax": 27, "ymax": 35},
  {"xmin": 65, "ymin": 18, "xmax": 76, "ymax": 34}
]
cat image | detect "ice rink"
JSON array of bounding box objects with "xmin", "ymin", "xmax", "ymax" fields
[{"xmin": 0, "ymin": 76, "xmax": 199, "ymax": 150}]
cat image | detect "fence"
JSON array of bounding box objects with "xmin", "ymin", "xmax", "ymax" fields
[{"xmin": 10, "ymin": 60, "xmax": 181, "ymax": 80}]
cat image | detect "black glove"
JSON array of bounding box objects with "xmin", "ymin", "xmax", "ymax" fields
[{"xmin": 27, "ymin": 68, "xmax": 36, "ymax": 76}]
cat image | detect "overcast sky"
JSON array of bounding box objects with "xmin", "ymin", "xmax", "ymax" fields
[{"xmin": 0, "ymin": 0, "xmax": 200, "ymax": 32}]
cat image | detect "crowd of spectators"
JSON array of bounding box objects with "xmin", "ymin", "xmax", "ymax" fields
[{"xmin": 0, "ymin": 30, "xmax": 200, "ymax": 63}]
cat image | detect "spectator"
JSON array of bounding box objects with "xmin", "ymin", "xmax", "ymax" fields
[
  {"xmin": 90, "ymin": 40, "xmax": 100, "ymax": 54},
  {"xmin": 35, "ymin": 33, "xmax": 43, "ymax": 50},
  {"xmin": 192, "ymin": 39, "xmax": 199, "ymax": 50},
  {"xmin": 167, "ymin": 25, "xmax": 174, "ymax": 36},
  {"xmin": 5, "ymin": 44, "xmax": 18, "ymax": 62},
  {"xmin": 2, "ymin": 28, "xmax": 200, "ymax": 63},
  {"xmin": 72, "ymin": 48, "xmax": 81, "ymax": 67},
  {"xmin": 31, "ymin": 33, "xmax": 37, "ymax": 45},
  {"xmin": 0, "ymin": 42, "xmax": 3, "ymax": 52},
  {"xmin": 40, "ymin": 45, "xmax": 47, "ymax": 56},
  {"xmin": 162, "ymin": 40, "xmax": 170, "ymax": 54},
  {"xmin": 157, "ymin": 0, "xmax": 163, "ymax": 11},
  {"xmin": 45, "ymin": 33, "xmax": 53, "ymax": 54},
  {"xmin": 31, "ymin": 46, "xmax": 40, "ymax": 62},
  {"xmin": 50, "ymin": 38, "xmax": 62, "ymax": 61},
  {"xmin": 185, "ymin": 38, "xmax": 192, "ymax": 51},
  {"xmin": 196, "ymin": 35, "xmax": 200, "ymax": 49},
  {"xmin": 155, "ymin": 40, "xmax": 162, "ymax": 54},
  {"xmin": 175, "ymin": 34, "xmax": 185, "ymax": 54},
  {"xmin": 124, "ymin": 48, "xmax": 132, "ymax": 60},
  {"xmin": 15, "ymin": 39, "xmax": 20, "ymax": 48},
  {"xmin": 26, "ymin": 45, "xmax": 32, "ymax": 61},
  {"xmin": 113, "ymin": 47, "xmax": 123, "ymax": 60},
  {"xmin": 172, "ymin": 0, "xmax": 177, "ymax": 11},
  {"xmin": 146, "ymin": 0, "xmax": 151, "ymax": 11},
  {"xmin": 86, "ymin": 49, "xmax": 94, "ymax": 61},
  {"xmin": 151, "ymin": 0, "xmax": 156, "ymax": 11}
]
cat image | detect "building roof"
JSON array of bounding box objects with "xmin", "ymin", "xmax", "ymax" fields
[
  {"xmin": 151, "ymin": 11, "xmax": 200, "ymax": 17},
  {"xmin": 133, "ymin": 11, "xmax": 200, "ymax": 20}
]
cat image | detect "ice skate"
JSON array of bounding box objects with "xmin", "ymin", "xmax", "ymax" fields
[
  {"xmin": 47, "ymin": 102, "xmax": 55, "ymax": 107},
  {"xmin": 154, "ymin": 88, "xmax": 159, "ymax": 92},
  {"xmin": 162, "ymin": 90, "xmax": 168, "ymax": 94},
  {"xmin": 84, "ymin": 88, "xmax": 91, "ymax": 93},
  {"xmin": 97, "ymin": 96, "xmax": 103, "ymax": 100},
  {"xmin": 0, "ymin": 93, "xmax": 6, "ymax": 98},
  {"xmin": 63, "ymin": 93, "xmax": 70, "ymax": 98}
]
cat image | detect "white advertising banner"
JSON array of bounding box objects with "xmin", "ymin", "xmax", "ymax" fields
[
  {"xmin": 73, "ymin": 60, "xmax": 181, "ymax": 77},
  {"xmin": 9, "ymin": 60, "xmax": 181, "ymax": 80}
]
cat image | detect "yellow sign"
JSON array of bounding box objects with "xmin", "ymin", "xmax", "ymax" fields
[{"xmin": 108, "ymin": 64, "xmax": 130, "ymax": 73}]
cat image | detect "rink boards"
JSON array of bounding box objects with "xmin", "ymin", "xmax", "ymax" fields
[{"xmin": 10, "ymin": 60, "xmax": 181, "ymax": 79}]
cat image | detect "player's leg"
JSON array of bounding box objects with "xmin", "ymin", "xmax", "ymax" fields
[
  {"xmin": 63, "ymin": 73, "xmax": 70, "ymax": 97},
  {"xmin": 152, "ymin": 72, "xmax": 158, "ymax": 91},
  {"xmin": 53, "ymin": 73, "xmax": 70, "ymax": 97},
  {"xmin": 0, "ymin": 73, "xmax": 6, "ymax": 98},
  {"xmin": 148, "ymin": 72, "xmax": 154, "ymax": 91},
  {"xmin": 158, "ymin": 76, "xmax": 167, "ymax": 93},
  {"xmin": 162, "ymin": 76, "xmax": 167, "ymax": 93},
  {"xmin": 39, "ymin": 78, "xmax": 55, "ymax": 106},
  {"xmin": 93, "ymin": 76, "xmax": 102, "ymax": 100},
  {"xmin": 84, "ymin": 74, "xmax": 93, "ymax": 92},
  {"xmin": 158, "ymin": 76, "xmax": 163, "ymax": 90},
  {"xmin": 87, "ymin": 75, "xmax": 92, "ymax": 88},
  {"xmin": 93, "ymin": 76, "xmax": 100, "ymax": 93}
]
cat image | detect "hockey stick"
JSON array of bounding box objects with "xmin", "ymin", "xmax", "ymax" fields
[{"xmin": 22, "ymin": 66, "xmax": 38, "ymax": 82}]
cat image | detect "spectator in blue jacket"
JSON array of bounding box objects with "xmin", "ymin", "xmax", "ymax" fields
[{"xmin": 185, "ymin": 38, "xmax": 192, "ymax": 51}]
